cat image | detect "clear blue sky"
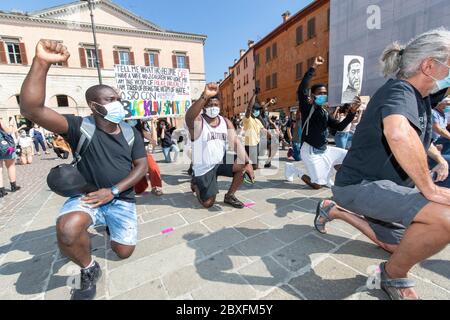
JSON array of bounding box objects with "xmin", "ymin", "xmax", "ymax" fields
[{"xmin": 2, "ymin": 0, "xmax": 313, "ymax": 82}]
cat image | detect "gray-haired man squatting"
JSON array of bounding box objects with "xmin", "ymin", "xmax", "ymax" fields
[{"xmin": 314, "ymin": 28, "xmax": 450, "ymax": 300}]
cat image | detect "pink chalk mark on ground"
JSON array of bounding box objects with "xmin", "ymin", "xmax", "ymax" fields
[
  {"xmin": 162, "ymin": 228, "xmax": 174, "ymax": 234},
  {"xmin": 244, "ymin": 202, "xmax": 256, "ymax": 208}
]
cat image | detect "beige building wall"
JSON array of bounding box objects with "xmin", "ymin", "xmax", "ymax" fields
[{"xmin": 0, "ymin": 0, "xmax": 206, "ymax": 121}]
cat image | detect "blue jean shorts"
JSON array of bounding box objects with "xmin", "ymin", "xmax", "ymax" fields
[{"xmin": 58, "ymin": 197, "xmax": 138, "ymax": 246}]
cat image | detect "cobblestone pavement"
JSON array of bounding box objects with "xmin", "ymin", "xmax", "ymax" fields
[{"xmin": 0, "ymin": 150, "xmax": 449, "ymax": 300}]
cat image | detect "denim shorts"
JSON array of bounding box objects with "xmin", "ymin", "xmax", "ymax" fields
[{"xmin": 58, "ymin": 197, "xmax": 138, "ymax": 246}]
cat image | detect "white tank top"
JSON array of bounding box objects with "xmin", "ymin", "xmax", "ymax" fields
[{"xmin": 192, "ymin": 115, "xmax": 228, "ymax": 177}]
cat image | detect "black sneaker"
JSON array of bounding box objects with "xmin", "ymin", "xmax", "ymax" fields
[
  {"xmin": 264, "ymin": 161, "xmax": 272, "ymax": 168},
  {"xmin": 10, "ymin": 182, "xmax": 21, "ymax": 192},
  {"xmin": 224, "ymin": 194, "xmax": 245, "ymax": 209},
  {"xmin": 70, "ymin": 261, "xmax": 102, "ymax": 300},
  {"xmin": 0, "ymin": 187, "xmax": 7, "ymax": 198}
]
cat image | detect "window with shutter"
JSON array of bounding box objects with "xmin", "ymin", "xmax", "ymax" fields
[
  {"xmin": 19, "ymin": 43, "xmax": 28, "ymax": 65},
  {"xmin": 296, "ymin": 63, "xmax": 303, "ymax": 80},
  {"xmin": 6, "ymin": 42, "xmax": 22, "ymax": 64},
  {"xmin": 118, "ymin": 50, "xmax": 130, "ymax": 65},
  {"xmin": 272, "ymin": 73, "xmax": 278, "ymax": 89},
  {"xmin": 308, "ymin": 18, "xmax": 316, "ymax": 39},
  {"xmin": 79, "ymin": 47, "xmax": 87, "ymax": 68},
  {"xmin": 85, "ymin": 48, "xmax": 97, "ymax": 68},
  {"xmin": 272, "ymin": 43, "xmax": 277, "ymax": 59},
  {"xmin": 266, "ymin": 47, "xmax": 271, "ymax": 63},
  {"xmin": 266, "ymin": 75, "xmax": 271, "ymax": 90},
  {"xmin": 255, "ymin": 54, "xmax": 260, "ymax": 67},
  {"xmin": 296, "ymin": 26, "xmax": 303, "ymax": 45},
  {"xmin": 0, "ymin": 41, "xmax": 7, "ymax": 64}
]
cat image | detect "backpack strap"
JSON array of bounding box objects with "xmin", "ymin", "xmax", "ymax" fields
[
  {"xmin": 119, "ymin": 121, "xmax": 135, "ymax": 149},
  {"xmin": 74, "ymin": 116, "xmax": 96, "ymax": 162}
]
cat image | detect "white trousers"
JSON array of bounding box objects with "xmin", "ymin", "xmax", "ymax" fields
[{"xmin": 300, "ymin": 142, "xmax": 348, "ymax": 187}]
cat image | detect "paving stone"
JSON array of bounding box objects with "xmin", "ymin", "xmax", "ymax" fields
[
  {"xmin": 202, "ymin": 209, "xmax": 260, "ymax": 232},
  {"xmin": 234, "ymin": 218, "xmax": 271, "ymax": 238},
  {"xmin": 162, "ymin": 248, "xmax": 252, "ymax": 300},
  {"xmin": 234, "ymin": 232, "xmax": 285, "ymax": 261},
  {"xmin": 272, "ymin": 234, "xmax": 335, "ymax": 272},
  {"xmin": 0, "ymin": 251, "xmax": 56, "ymax": 300},
  {"xmin": 112, "ymin": 279, "xmax": 168, "ymax": 300},
  {"xmin": 190, "ymin": 228, "xmax": 246, "ymax": 257},
  {"xmin": 138, "ymin": 214, "xmax": 187, "ymax": 240},
  {"xmin": 107, "ymin": 223, "xmax": 209, "ymax": 270},
  {"xmin": 238, "ymin": 256, "xmax": 290, "ymax": 292},
  {"xmin": 259, "ymin": 285, "xmax": 303, "ymax": 300},
  {"xmin": 108, "ymin": 243, "xmax": 200, "ymax": 297},
  {"xmin": 179, "ymin": 208, "xmax": 225, "ymax": 224},
  {"xmin": 288, "ymin": 257, "xmax": 368, "ymax": 300},
  {"xmin": 331, "ymin": 235, "xmax": 391, "ymax": 275}
]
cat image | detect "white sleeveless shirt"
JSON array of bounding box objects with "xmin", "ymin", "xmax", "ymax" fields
[{"xmin": 192, "ymin": 115, "xmax": 228, "ymax": 177}]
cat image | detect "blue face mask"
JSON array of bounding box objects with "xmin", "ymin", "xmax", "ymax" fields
[
  {"xmin": 253, "ymin": 110, "xmax": 261, "ymax": 118},
  {"xmin": 94, "ymin": 101, "xmax": 127, "ymax": 124},
  {"xmin": 128, "ymin": 119, "xmax": 138, "ymax": 127},
  {"xmin": 433, "ymin": 60, "xmax": 450, "ymax": 90},
  {"xmin": 436, "ymin": 74, "xmax": 450, "ymax": 90},
  {"xmin": 444, "ymin": 106, "xmax": 450, "ymax": 114},
  {"xmin": 314, "ymin": 95, "xmax": 328, "ymax": 106}
]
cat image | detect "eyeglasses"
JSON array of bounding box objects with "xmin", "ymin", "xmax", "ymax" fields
[{"xmin": 434, "ymin": 59, "xmax": 450, "ymax": 69}]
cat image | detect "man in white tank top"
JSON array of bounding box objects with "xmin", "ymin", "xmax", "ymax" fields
[{"xmin": 185, "ymin": 83, "xmax": 255, "ymax": 209}]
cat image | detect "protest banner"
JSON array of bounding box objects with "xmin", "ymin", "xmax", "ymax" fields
[{"xmin": 114, "ymin": 65, "xmax": 191, "ymax": 119}]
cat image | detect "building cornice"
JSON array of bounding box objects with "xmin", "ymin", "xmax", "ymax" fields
[
  {"xmin": 31, "ymin": 0, "xmax": 164, "ymax": 32},
  {"xmin": 0, "ymin": 13, "xmax": 207, "ymax": 43}
]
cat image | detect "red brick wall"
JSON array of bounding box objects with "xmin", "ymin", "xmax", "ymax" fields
[{"xmin": 254, "ymin": 0, "xmax": 330, "ymax": 114}]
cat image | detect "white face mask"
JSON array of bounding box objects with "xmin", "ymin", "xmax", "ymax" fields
[{"xmin": 204, "ymin": 107, "xmax": 220, "ymax": 119}]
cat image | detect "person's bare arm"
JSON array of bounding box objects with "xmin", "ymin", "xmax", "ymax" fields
[
  {"xmin": 428, "ymin": 143, "xmax": 449, "ymax": 182},
  {"xmin": 384, "ymin": 115, "xmax": 450, "ymax": 205},
  {"xmin": 225, "ymin": 118, "xmax": 255, "ymax": 181},
  {"xmin": 160, "ymin": 125, "xmax": 165, "ymax": 140},
  {"xmin": 245, "ymin": 94, "xmax": 256, "ymax": 119},
  {"xmin": 20, "ymin": 40, "xmax": 70, "ymax": 134},
  {"xmin": 432, "ymin": 123, "xmax": 450, "ymax": 141}
]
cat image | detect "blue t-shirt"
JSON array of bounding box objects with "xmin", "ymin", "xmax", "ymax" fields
[{"xmin": 431, "ymin": 109, "xmax": 447, "ymax": 142}]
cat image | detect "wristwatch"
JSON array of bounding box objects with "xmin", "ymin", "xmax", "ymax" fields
[{"xmin": 111, "ymin": 186, "xmax": 120, "ymax": 198}]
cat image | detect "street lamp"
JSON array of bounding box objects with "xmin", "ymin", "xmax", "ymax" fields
[{"xmin": 81, "ymin": 0, "xmax": 102, "ymax": 84}]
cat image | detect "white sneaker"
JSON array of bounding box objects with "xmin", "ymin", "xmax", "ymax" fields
[{"xmin": 285, "ymin": 163, "xmax": 295, "ymax": 182}]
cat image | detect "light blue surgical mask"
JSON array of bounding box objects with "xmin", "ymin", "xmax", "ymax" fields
[
  {"xmin": 128, "ymin": 119, "xmax": 138, "ymax": 127},
  {"xmin": 444, "ymin": 106, "xmax": 450, "ymax": 114},
  {"xmin": 253, "ymin": 110, "xmax": 261, "ymax": 118},
  {"xmin": 432, "ymin": 59, "xmax": 450, "ymax": 90},
  {"xmin": 314, "ymin": 95, "xmax": 328, "ymax": 106},
  {"xmin": 94, "ymin": 101, "xmax": 127, "ymax": 124}
]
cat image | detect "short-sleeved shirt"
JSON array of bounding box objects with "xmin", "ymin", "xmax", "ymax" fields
[
  {"xmin": 243, "ymin": 116, "xmax": 264, "ymax": 146},
  {"xmin": 161, "ymin": 127, "xmax": 176, "ymax": 148},
  {"xmin": 336, "ymin": 79, "xmax": 432, "ymax": 188},
  {"xmin": 62, "ymin": 115, "xmax": 147, "ymax": 203},
  {"xmin": 431, "ymin": 109, "xmax": 447, "ymax": 142}
]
